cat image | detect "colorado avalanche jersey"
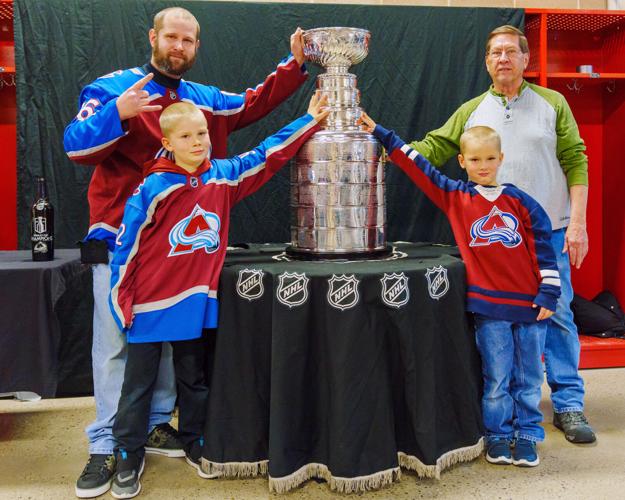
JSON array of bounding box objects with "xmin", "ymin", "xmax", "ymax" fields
[
  {"xmin": 109, "ymin": 114, "xmax": 319, "ymax": 343},
  {"xmin": 64, "ymin": 56, "xmax": 307, "ymax": 251},
  {"xmin": 374, "ymin": 125, "xmax": 560, "ymax": 322}
]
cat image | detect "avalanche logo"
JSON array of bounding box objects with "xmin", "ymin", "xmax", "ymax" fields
[
  {"xmin": 168, "ymin": 204, "xmax": 221, "ymax": 257},
  {"xmin": 469, "ymin": 205, "xmax": 522, "ymax": 248}
]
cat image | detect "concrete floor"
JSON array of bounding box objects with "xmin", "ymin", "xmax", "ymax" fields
[{"xmin": 1, "ymin": 368, "xmax": 624, "ymax": 500}]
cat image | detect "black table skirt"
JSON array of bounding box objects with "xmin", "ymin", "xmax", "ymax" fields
[
  {"xmin": 201, "ymin": 243, "xmax": 483, "ymax": 493},
  {"xmin": 0, "ymin": 249, "xmax": 93, "ymax": 398}
]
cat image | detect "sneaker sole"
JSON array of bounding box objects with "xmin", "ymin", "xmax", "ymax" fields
[
  {"xmin": 184, "ymin": 456, "xmax": 220, "ymax": 479},
  {"xmin": 111, "ymin": 459, "xmax": 145, "ymax": 499},
  {"xmin": 512, "ymin": 456, "xmax": 540, "ymax": 467},
  {"xmin": 145, "ymin": 446, "xmax": 185, "ymax": 458},
  {"xmin": 486, "ymin": 454, "xmax": 512, "ymax": 465},
  {"xmin": 75, "ymin": 478, "xmax": 113, "ymax": 498}
]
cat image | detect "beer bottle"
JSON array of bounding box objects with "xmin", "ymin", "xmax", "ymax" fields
[{"xmin": 31, "ymin": 176, "xmax": 54, "ymax": 261}]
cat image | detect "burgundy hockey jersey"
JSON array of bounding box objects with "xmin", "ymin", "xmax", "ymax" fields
[
  {"xmin": 373, "ymin": 125, "xmax": 560, "ymax": 323},
  {"xmin": 109, "ymin": 114, "xmax": 319, "ymax": 343}
]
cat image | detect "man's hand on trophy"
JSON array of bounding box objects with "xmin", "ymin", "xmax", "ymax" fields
[
  {"xmin": 308, "ymin": 91, "xmax": 330, "ymax": 124},
  {"xmin": 116, "ymin": 73, "xmax": 162, "ymax": 121},
  {"xmin": 290, "ymin": 27, "xmax": 306, "ymax": 66},
  {"xmin": 357, "ymin": 111, "xmax": 377, "ymax": 133}
]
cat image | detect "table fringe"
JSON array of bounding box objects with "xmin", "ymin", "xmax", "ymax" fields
[
  {"xmin": 399, "ymin": 437, "xmax": 484, "ymax": 479},
  {"xmin": 201, "ymin": 437, "xmax": 483, "ymax": 493},
  {"xmin": 269, "ymin": 463, "xmax": 401, "ymax": 494},
  {"xmin": 200, "ymin": 458, "xmax": 268, "ymax": 477}
]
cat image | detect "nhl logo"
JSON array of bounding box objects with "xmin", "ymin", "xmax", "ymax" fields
[
  {"xmin": 236, "ymin": 269, "xmax": 264, "ymax": 301},
  {"xmin": 170, "ymin": 91, "xmax": 177, "ymax": 100},
  {"xmin": 380, "ymin": 272, "xmax": 409, "ymax": 308},
  {"xmin": 327, "ymin": 274, "xmax": 360, "ymax": 311},
  {"xmin": 425, "ymin": 265, "xmax": 450, "ymax": 300},
  {"xmin": 276, "ymin": 272, "xmax": 309, "ymax": 308}
]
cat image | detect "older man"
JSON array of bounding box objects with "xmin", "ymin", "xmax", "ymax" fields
[
  {"xmin": 64, "ymin": 7, "xmax": 308, "ymax": 497},
  {"xmin": 409, "ymin": 25, "xmax": 594, "ymax": 445}
]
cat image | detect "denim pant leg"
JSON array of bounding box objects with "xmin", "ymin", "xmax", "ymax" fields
[
  {"xmin": 172, "ymin": 335, "xmax": 210, "ymax": 448},
  {"xmin": 474, "ymin": 316, "xmax": 515, "ymax": 441},
  {"xmin": 86, "ymin": 260, "xmax": 176, "ymax": 454},
  {"xmin": 544, "ymin": 228, "xmax": 585, "ymax": 413},
  {"xmin": 511, "ymin": 321, "xmax": 547, "ymax": 442},
  {"xmin": 113, "ymin": 342, "xmax": 163, "ymax": 454}
]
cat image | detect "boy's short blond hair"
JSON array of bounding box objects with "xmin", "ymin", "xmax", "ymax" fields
[
  {"xmin": 159, "ymin": 102, "xmax": 207, "ymax": 138},
  {"xmin": 459, "ymin": 126, "xmax": 501, "ymax": 153}
]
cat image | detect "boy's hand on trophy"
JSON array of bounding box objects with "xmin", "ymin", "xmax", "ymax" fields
[
  {"xmin": 308, "ymin": 91, "xmax": 330, "ymax": 123},
  {"xmin": 291, "ymin": 27, "xmax": 306, "ymax": 66},
  {"xmin": 357, "ymin": 111, "xmax": 376, "ymax": 133}
]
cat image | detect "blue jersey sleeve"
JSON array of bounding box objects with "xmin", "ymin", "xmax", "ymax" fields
[
  {"xmin": 208, "ymin": 113, "xmax": 318, "ymax": 204},
  {"xmin": 64, "ymin": 69, "xmax": 151, "ymax": 165}
]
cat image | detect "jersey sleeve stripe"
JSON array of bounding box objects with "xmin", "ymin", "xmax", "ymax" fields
[
  {"xmin": 542, "ymin": 277, "xmax": 561, "ymax": 286},
  {"xmin": 66, "ymin": 134, "xmax": 127, "ymax": 158},
  {"xmin": 88, "ymin": 222, "xmax": 119, "ymax": 235},
  {"xmin": 132, "ymin": 286, "xmax": 218, "ymax": 314},
  {"xmin": 540, "ymin": 269, "xmax": 559, "ymax": 278}
]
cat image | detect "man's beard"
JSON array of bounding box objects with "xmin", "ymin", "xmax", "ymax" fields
[{"xmin": 152, "ymin": 41, "xmax": 196, "ymax": 76}]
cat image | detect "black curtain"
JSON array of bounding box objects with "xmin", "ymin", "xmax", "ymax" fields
[{"xmin": 14, "ymin": 0, "xmax": 523, "ymax": 248}]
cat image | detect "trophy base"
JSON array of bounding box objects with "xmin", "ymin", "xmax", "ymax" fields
[{"xmin": 285, "ymin": 245, "xmax": 392, "ymax": 261}]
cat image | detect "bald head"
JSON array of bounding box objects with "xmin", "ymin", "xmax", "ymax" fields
[{"xmin": 154, "ymin": 7, "xmax": 200, "ymax": 39}]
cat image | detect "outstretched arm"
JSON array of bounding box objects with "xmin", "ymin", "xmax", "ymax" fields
[
  {"xmin": 214, "ymin": 28, "xmax": 309, "ymax": 132},
  {"xmin": 218, "ymin": 92, "xmax": 328, "ymax": 204},
  {"xmin": 359, "ymin": 111, "xmax": 462, "ymax": 213}
]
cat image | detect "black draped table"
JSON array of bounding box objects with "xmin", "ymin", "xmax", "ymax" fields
[
  {"xmin": 201, "ymin": 242, "xmax": 484, "ymax": 493},
  {"xmin": 0, "ymin": 249, "xmax": 93, "ymax": 398}
]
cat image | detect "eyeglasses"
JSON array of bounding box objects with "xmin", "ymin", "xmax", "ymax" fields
[{"xmin": 487, "ymin": 48, "xmax": 523, "ymax": 60}]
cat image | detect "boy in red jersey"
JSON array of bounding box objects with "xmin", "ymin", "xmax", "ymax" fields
[
  {"xmin": 108, "ymin": 94, "xmax": 328, "ymax": 498},
  {"xmin": 360, "ymin": 112, "xmax": 560, "ymax": 468}
]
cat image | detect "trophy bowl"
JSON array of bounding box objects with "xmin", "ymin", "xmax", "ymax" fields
[{"xmin": 303, "ymin": 27, "xmax": 370, "ymax": 69}]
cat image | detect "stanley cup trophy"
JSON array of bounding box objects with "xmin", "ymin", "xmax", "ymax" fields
[{"xmin": 287, "ymin": 27, "xmax": 390, "ymax": 259}]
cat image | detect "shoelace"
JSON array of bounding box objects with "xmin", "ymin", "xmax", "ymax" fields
[{"xmin": 83, "ymin": 455, "xmax": 112, "ymax": 477}]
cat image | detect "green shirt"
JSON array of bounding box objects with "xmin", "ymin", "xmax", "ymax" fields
[{"xmin": 409, "ymin": 81, "xmax": 587, "ymax": 230}]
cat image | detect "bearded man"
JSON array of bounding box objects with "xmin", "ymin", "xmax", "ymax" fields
[{"xmin": 64, "ymin": 7, "xmax": 308, "ymax": 497}]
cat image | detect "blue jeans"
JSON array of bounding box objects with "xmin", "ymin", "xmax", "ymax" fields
[
  {"xmin": 474, "ymin": 315, "xmax": 547, "ymax": 443},
  {"xmin": 86, "ymin": 260, "xmax": 176, "ymax": 455},
  {"xmin": 544, "ymin": 228, "xmax": 585, "ymax": 413}
]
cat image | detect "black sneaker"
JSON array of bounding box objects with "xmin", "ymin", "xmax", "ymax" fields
[
  {"xmin": 553, "ymin": 411, "xmax": 597, "ymax": 443},
  {"xmin": 75, "ymin": 453, "xmax": 116, "ymax": 498},
  {"xmin": 145, "ymin": 423, "xmax": 185, "ymax": 457},
  {"xmin": 184, "ymin": 438, "xmax": 219, "ymax": 479},
  {"xmin": 111, "ymin": 450, "xmax": 145, "ymax": 499}
]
